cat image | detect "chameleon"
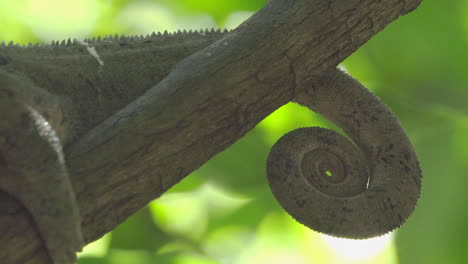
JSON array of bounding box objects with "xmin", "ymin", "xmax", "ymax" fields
[{"xmin": 0, "ymin": 28, "xmax": 422, "ymax": 263}]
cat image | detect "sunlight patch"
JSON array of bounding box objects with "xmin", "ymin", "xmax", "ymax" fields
[
  {"xmin": 258, "ymin": 102, "xmax": 323, "ymax": 145},
  {"xmin": 223, "ymin": 11, "xmax": 254, "ymax": 29},
  {"xmin": 321, "ymin": 233, "xmax": 393, "ymax": 260},
  {"xmin": 77, "ymin": 232, "xmax": 111, "ymax": 258},
  {"xmin": 23, "ymin": 0, "xmax": 98, "ymax": 41},
  {"xmin": 115, "ymin": 2, "xmax": 216, "ymax": 34}
]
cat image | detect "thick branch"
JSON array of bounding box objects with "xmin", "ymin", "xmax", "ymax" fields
[{"xmin": 0, "ymin": 0, "xmax": 421, "ymax": 263}]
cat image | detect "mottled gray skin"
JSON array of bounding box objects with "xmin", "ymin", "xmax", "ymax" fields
[
  {"xmin": 267, "ymin": 69, "xmax": 422, "ymax": 238},
  {"xmin": 0, "ymin": 71, "xmax": 83, "ymax": 264},
  {"xmin": 0, "ymin": 30, "xmax": 227, "ymax": 146},
  {"xmin": 0, "ymin": 29, "xmax": 227, "ymax": 264},
  {"xmin": 0, "ymin": 29, "xmax": 421, "ymax": 263}
]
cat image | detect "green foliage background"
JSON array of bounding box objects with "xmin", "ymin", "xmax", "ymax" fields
[{"xmin": 1, "ymin": 0, "xmax": 467, "ymax": 263}]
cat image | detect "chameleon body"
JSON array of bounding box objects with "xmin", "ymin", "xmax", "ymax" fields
[{"xmin": 0, "ymin": 29, "xmax": 421, "ymax": 263}]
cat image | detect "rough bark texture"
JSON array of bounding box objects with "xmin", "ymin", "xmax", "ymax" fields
[{"xmin": 0, "ymin": 0, "xmax": 422, "ymax": 263}]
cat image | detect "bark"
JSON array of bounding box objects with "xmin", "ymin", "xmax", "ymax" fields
[{"xmin": 0, "ymin": 0, "xmax": 421, "ymax": 263}]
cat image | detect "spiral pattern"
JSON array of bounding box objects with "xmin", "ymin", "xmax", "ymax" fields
[{"xmin": 267, "ymin": 69, "xmax": 422, "ymax": 238}]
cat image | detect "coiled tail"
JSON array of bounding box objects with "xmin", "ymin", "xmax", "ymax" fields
[{"xmin": 267, "ymin": 69, "xmax": 422, "ymax": 238}]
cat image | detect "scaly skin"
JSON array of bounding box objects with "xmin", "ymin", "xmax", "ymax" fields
[
  {"xmin": 0, "ymin": 29, "xmax": 228, "ymax": 264},
  {"xmin": 0, "ymin": 29, "xmax": 227, "ymax": 145},
  {"xmin": 0, "ymin": 29, "xmax": 422, "ymax": 263},
  {"xmin": 0, "ymin": 81, "xmax": 82, "ymax": 264},
  {"xmin": 268, "ymin": 69, "xmax": 422, "ymax": 238}
]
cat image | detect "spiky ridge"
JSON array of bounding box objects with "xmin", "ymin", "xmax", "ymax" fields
[{"xmin": 0, "ymin": 28, "xmax": 230, "ymax": 49}]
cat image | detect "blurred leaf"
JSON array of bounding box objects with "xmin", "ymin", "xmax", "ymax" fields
[
  {"xmin": 195, "ymin": 128, "xmax": 271, "ymax": 195},
  {"xmin": 205, "ymin": 188, "xmax": 278, "ymax": 232},
  {"xmin": 149, "ymin": 190, "xmax": 208, "ymax": 241},
  {"xmin": 78, "ymin": 256, "xmax": 110, "ymax": 264},
  {"xmin": 391, "ymin": 103, "xmax": 468, "ymax": 264},
  {"xmin": 235, "ymin": 212, "xmax": 310, "ymax": 264},
  {"xmin": 109, "ymin": 207, "xmax": 170, "ymax": 251},
  {"xmin": 202, "ymin": 226, "xmax": 254, "ymax": 263},
  {"xmin": 172, "ymin": 253, "xmax": 220, "ymax": 264},
  {"xmin": 107, "ymin": 250, "xmax": 158, "ymax": 264},
  {"xmin": 157, "ymin": 0, "xmax": 267, "ymax": 23},
  {"xmin": 113, "ymin": 1, "xmax": 216, "ymax": 34},
  {"xmin": 0, "ymin": 1, "xmax": 38, "ymax": 43}
]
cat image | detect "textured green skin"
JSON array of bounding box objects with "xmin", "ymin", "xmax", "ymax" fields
[{"xmin": 0, "ymin": 28, "xmax": 422, "ymax": 263}]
